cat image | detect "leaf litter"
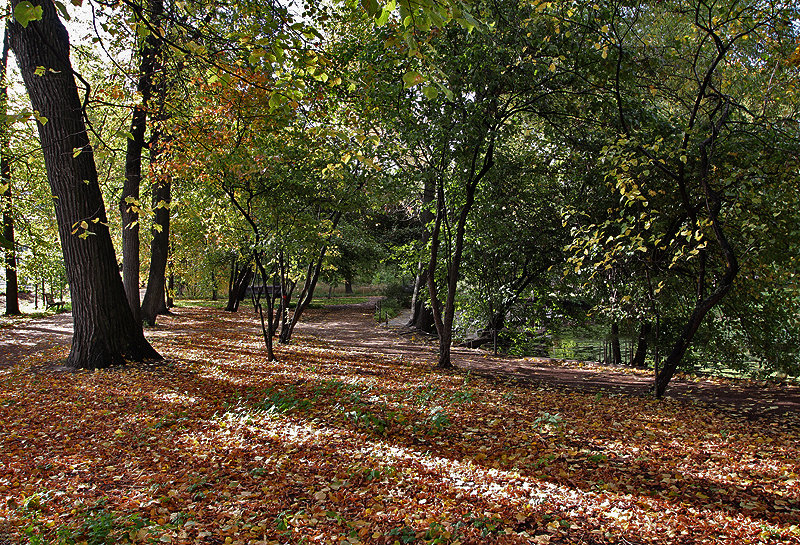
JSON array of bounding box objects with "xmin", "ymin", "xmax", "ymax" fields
[{"xmin": 1, "ymin": 306, "xmax": 799, "ymax": 544}]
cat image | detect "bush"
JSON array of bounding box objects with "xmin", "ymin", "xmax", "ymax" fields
[{"xmin": 382, "ymin": 282, "xmax": 412, "ymax": 308}]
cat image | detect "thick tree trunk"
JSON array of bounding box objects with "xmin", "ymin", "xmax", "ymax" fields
[
  {"xmin": 344, "ymin": 280, "xmax": 353, "ymax": 294},
  {"xmin": 9, "ymin": 0, "xmax": 159, "ymax": 367},
  {"xmin": 411, "ymin": 299, "xmax": 436, "ymax": 334},
  {"xmin": 1, "ymin": 26, "xmax": 19, "ymax": 316}
]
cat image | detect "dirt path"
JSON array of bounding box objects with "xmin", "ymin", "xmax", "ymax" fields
[
  {"xmin": 0, "ymin": 311, "xmax": 73, "ymax": 367},
  {"xmin": 297, "ymin": 300, "xmax": 800, "ymax": 420},
  {"xmin": 2, "ymin": 301, "xmax": 798, "ymax": 420}
]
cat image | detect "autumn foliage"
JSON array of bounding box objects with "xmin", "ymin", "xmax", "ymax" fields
[{"xmin": 1, "ymin": 305, "xmax": 799, "ymax": 544}]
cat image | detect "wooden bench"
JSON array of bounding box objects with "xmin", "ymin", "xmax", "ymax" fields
[{"xmin": 45, "ymin": 294, "xmax": 65, "ymax": 312}]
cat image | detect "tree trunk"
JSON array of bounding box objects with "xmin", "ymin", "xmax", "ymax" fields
[
  {"xmin": 654, "ymin": 275, "xmax": 735, "ymax": 397},
  {"xmin": 225, "ymin": 260, "xmax": 252, "ymax": 312},
  {"xmin": 344, "ymin": 280, "xmax": 352, "ymax": 294},
  {"xmin": 252, "ymin": 251, "xmax": 277, "ymax": 361},
  {"xmin": 9, "ymin": 0, "xmax": 159, "ymax": 368},
  {"xmin": 428, "ymin": 139, "xmax": 495, "ymax": 369},
  {"xmin": 632, "ymin": 321, "xmax": 651, "ymax": 368},
  {"xmin": 1, "ymin": 25, "xmax": 19, "ymax": 316},
  {"xmin": 120, "ymin": 1, "xmax": 162, "ymax": 322},
  {"xmin": 654, "ymin": 98, "xmax": 738, "ymax": 398},
  {"xmin": 141, "ymin": 172, "xmax": 171, "ymax": 324},
  {"xmin": 407, "ymin": 176, "xmax": 435, "ymax": 330},
  {"xmin": 610, "ymin": 322, "xmax": 622, "ymax": 365},
  {"xmin": 280, "ymin": 233, "xmax": 339, "ymax": 343},
  {"xmin": 412, "ymin": 300, "xmax": 436, "ymax": 334}
]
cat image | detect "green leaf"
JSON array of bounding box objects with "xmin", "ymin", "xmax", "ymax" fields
[
  {"xmin": 248, "ymin": 50, "xmax": 263, "ymax": 65},
  {"xmin": 402, "ymin": 71, "xmax": 424, "ymax": 88},
  {"xmin": 422, "ymin": 85, "xmax": 439, "ymax": 99},
  {"xmin": 14, "ymin": 2, "xmax": 43, "ymax": 28},
  {"xmin": 34, "ymin": 66, "xmax": 46, "ymax": 77},
  {"xmin": 33, "ymin": 110, "xmax": 48, "ymax": 125},
  {"xmin": 376, "ymin": 0, "xmax": 395, "ymax": 26},
  {"xmin": 54, "ymin": 1, "xmax": 70, "ymax": 20},
  {"xmin": 361, "ymin": 0, "xmax": 380, "ymax": 17}
]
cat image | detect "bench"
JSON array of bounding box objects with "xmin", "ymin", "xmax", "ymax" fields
[{"xmin": 45, "ymin": 294, "xmax": 65, "ymax": 311}]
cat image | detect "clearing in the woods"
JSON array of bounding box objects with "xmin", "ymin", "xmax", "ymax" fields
[{"xmin": 1, "ymin": 301, "xmax": 799, "ymax": 544}]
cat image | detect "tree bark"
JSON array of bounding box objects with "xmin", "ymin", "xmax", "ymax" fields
[
  {"xmin": 408, "ymin": 176, "xmax": 435, "ymax": 331},
  {"xmin": 610, "ymin": 322, "xmax": 622, "ymax": 365},
  {"xmin": 9, "ymin": 0, "xmax": 159, "ymax": 367},
  {"xmin": 1, "ymin": 25, "xmax": 19, "ymax": 316},
  {"xmin": 141, "ymin": 171, "xmax": 170, "ymax": 324},
  {"xmin": 632, "ymin": 321, "xmax": 651, "ymax": 368},
  {"xmin": 428, "ymin": 139, "xmax": 495, "ymax": 369},
  {"xmin": 225, "ymin": 259, "xmax": 252, "ymax": 312},
  {"xmin": 120, "ymin": 0, "xmax": 162, "ymax": 323}
]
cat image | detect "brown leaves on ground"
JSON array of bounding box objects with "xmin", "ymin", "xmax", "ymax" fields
[{"xmin": 1, "ymin": 306, "xmax": 799, "ymax": 545}]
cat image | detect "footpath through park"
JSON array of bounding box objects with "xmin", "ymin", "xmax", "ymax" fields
[{"xmin": 1, "ymin": 300, "xmax": 798, "ymax": 420}]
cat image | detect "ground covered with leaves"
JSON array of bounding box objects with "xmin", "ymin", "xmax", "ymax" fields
[{"xmin": 1, "ymin": 305, "xmax": 799, "ymax": 544}]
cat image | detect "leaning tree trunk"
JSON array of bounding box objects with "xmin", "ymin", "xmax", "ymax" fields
[
  {"xmin": 9, "ymin": 0, "xmax": 159, "ymax": 368},
  {"xmin": 1, "ymin": 25, "xmax": 19, "ymax": 316}
]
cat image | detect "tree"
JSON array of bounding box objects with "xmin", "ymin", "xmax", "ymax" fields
[
  {"xmin": 564, "ymin": 0, "xmax": 800, "ymax": 395},
  {"xmin": 9, "ymin": 0, "xmax": 159, "ymax": 368},
  {"xmin": 119, "ymin": 0, "xmax": 166, "ymax": 323},
  {"xmin": 1, "ymin": 23, "xmax": 19, "ymax": 316}
]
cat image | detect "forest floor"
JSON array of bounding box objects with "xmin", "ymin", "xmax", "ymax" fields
[{"xmin": 1, "ymin": 300, "xmax": 799, "ymax": 544}]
